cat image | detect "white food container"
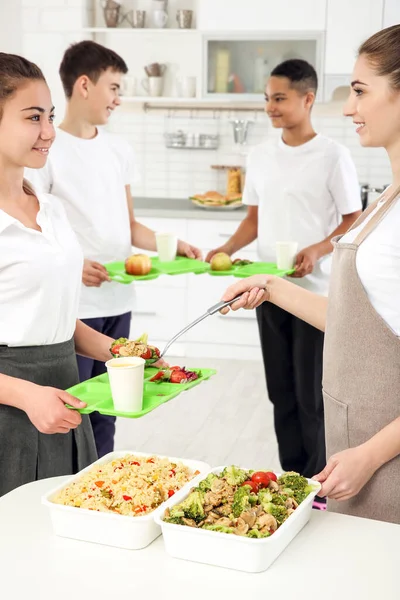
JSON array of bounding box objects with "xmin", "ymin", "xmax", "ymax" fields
[
  {"xmin": 154, "ymin": 466, "xmax": 321, "ymax": 573},
  {"xmin": 42, "ymin": 450, "xmax": 209, "ymax": 550}
]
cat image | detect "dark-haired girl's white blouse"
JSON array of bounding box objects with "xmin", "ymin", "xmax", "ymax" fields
[{"xmin": 0, "ymin": 190, "xmax": 97, "ymax": 497}]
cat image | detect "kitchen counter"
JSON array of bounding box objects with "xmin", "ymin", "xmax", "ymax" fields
[
  {"xmin": 133, "ymin": 197, "xmax": 247, "ymax": 221},
  {"xmin": 1, "ymin": 476, "xmax": 398, "ymax": 599}
]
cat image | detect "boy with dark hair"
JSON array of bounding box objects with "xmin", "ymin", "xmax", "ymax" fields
[
  {"xmin": 207, "ymin": 59, "xmax": 362, "ymax": 505},
  {"xmin": 27, "ymin": 40, "xmax": 201, "ymax": 458}
]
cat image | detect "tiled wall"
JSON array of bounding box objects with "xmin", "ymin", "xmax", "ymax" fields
[{"xmin": 107, "ymin": 107, "xmax": 392, "ymax": 199}]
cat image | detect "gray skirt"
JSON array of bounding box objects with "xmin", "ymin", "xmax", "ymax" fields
[{"xmin": 0, "ymin": 338, "xmax": 97, "ymax": 497}]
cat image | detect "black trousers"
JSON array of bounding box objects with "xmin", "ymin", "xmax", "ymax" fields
[{"xmin": 256, "ymin": 302, "xmax": 326, "ymax": 478}]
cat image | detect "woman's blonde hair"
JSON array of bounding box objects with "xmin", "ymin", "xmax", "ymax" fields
[{"xmin": 359, "ymin": 25, "xmax": 400, "ymax": 90}]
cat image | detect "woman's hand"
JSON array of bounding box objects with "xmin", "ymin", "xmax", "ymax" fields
[
  {"xmin": 220, "ymin": 275, "xmax": 273, "ymax": 314},
  {"xmin": 177, "ymin": 240, "xmax": 203, "ymax": 261},
  {"xmin": 23, "ymin": 384, "xmax": 85, "ymax": 434},
  {"xmin": 313, "ymin": 445, "xmax": 378, "ymax": 502}
]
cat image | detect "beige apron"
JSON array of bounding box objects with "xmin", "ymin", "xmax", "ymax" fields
[{"xmin": 323, "ymin": 184, "xmax": 400, "ymax": 524}]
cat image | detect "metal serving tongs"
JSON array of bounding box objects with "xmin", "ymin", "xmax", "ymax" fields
[{"xmin": 147, "ymin": 295, "xmax": 243, "ymax": 365}]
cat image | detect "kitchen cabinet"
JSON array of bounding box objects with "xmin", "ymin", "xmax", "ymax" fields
[
  {"xmin": 203, "ymin": 32, "xmax": 324, "ymax": 102},
  {"xmin": 324, "ymin": 0, "xmax": 384, "ymax": 76},
  {"xmin": 130, "ymin": 215, "xmax": 261, "ymax": 360},
  {"xmin": 197, "ymin": 0, "xmax": 327, "ymax": 32}
]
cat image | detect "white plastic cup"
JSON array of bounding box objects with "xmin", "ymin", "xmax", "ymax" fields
[
  {"xmin": 106, "ymin": 357, "xmax": 145, "ymax": 413},
  {"xmin": 156, "ymin": 232, "xmax": 178, "ymax": 262},
  {"xmin": 276, "ymin": 241, "xmax": 298, "ymax": 270}
]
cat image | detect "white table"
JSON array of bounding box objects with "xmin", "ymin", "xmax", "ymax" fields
[{"xmin": 1, "ymin": 477, "xmax": 399, "ymax": 600}]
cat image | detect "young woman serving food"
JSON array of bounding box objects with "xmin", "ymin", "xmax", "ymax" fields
[
  {"xmin": 0, "ymin": 53, "xmax": 120, "ymax": 496},
  {"xmin": 220, "ymin": 25, "xmax": 400, "ymax": 524}
]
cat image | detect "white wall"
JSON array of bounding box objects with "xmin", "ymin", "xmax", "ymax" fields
[{"xmin": 0, "ymin": 0, "xmax": 23, "ymax": 54}]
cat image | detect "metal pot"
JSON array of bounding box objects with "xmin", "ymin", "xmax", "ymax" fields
[{"xmin": 360, "ymin": 183, "xmax": 390, "ymax": 210}]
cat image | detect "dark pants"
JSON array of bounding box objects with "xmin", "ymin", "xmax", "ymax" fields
[
  {"xmin": 76, "ymin": 312, "xmax": 131, "ymax": 458},
  {"xmin": 256, "ymin": 302, "xmax": 326, "ymax": 478}
]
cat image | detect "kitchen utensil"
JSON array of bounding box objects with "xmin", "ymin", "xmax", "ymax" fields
[
  {"xmin": 127, "ymin": 9, "xmax": 146, "ymax": 28},
  {"xmin": 142, "ymin": 76, "xmax": 164, "ymax": 97},
  {"xmin": 230, "ymin": 120, "xmax": 253, "ymax": 145},
  {"xmin": 101, "ymin": 0, "xmax": 124, "ymax": 27},
  {"xmin": 152, "ymin": 8, "xmax": 168, "ymax": 28},
  {"xmin": 276, "ymin": 241, "xmax": 298, "ymax": 270},
  {"xmin": 176, "ymin": 9, "xmax": 193, "ymax": 29},
  {"xmin": 145, "ymin": 295, "xmax": 243, "ymax": 364},
  {"xmin": 176, "ymin": 76, "xmax": 196, "ymax": 98},
  {"xmin": 144, "ymin": 63, "xmax": 166, "ymax": 77}
]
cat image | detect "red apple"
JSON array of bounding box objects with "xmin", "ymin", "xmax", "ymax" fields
[{"xmin": 125, "ymin": 254, "xmax": 152, "ymax": 276}]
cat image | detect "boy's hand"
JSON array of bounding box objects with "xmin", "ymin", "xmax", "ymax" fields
[
  {"xmin": 82, "ymin": 259, "xmax": 111, "ymax": 287},
  {"xmin": 177, "ymin": 240, "xmax": 203, "ymax": 261},
  {"xmin": 289, "ymin": 245, "xmax": 321, "ymax": 278},
  {"xmin": 205, "ymin": 246, "xmax": 230, "ymax": 263}
]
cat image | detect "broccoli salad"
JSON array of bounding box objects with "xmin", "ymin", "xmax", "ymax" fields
[{"xmin": 163, "ymin": 466, "xmax": 317, "ymax": 538}]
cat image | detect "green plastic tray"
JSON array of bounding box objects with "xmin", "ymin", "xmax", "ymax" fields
[
  {"xmin": 234, "ymin": 262, "xmax": 294, "ymax": 278},
  {"xmin": 151, "ymin": 256, "xmax": 209, "ymax": 275},
  {"xmin": 203, "ymin": 263, "xmax": 244, "ymax": 277},
  {"xmin": 105, "ymin": 261, "xmax": 160, "ymax": 283},
  {"xmin": 67, "ymin": 367, "xmax": 216, "ymax": 418}
]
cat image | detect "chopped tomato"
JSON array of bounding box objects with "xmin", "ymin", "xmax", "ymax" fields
[
  {"xmin": 194, "ymin": 470, "xmax": 200, "ymax": 476},
  {"xmin": 170, "ymin": 366, "xmax": 181, "ymax": 371},
  {"xmin": 169, "ymin": 469, "xmax": 176, "ymax": 477},
  {"xmin": 146, "ymin": 458, "xmax": 155, "ymax": 464},
  {"xmin": 111, "ymin": 344, "xmax": 122, "ymax": 355},
  {"xmin": 112, "ymin": 480, "xmax": 118, "ymax": 485},
  {"xmin": 94, "ymin": 481, "xmax": 104, "ymax": 488},
  {"xmin": 170, "ymin": 371, "xmax": 187, "ymax": 384},
  {"xmin": 130, "ymin": 461, "xmax": 140, "ymax": 466},
  {"xmin": 140, "ymin": 348, "xmax": 152, "ymax": 360},
  {"xmin": 168, "ymin": 490, "xmax": 175, "ymax": 498},
  {"xmin": 123, "ymin": 495, "xmax": 132, "ymax": 501},
  {"xmin": 150, "ymin": 371, "xmax": 165, "ymax": 382},
  {"xmin": 154, "ymin": 348, "xmax": 160, "ymax": 357},
  {"xmin": 251, "ymin": 472, "xmax": 270, "ymax": 489},
  {"xmin": 265, "ymin": 471, "xmax": 277, "ymax": 482},
  {"xmin": 241, "ymin": 480, "xmax": 259, "ymax": 494}
]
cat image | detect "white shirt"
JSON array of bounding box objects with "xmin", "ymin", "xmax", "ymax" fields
[
  {"xmin": 26, "ymin": 128, "xmax": 137, "ymax": 319},
  {"xmin": 0, "ymin": 192, "xmax": 83, "ymax": 346},
  {"xmin": 243, "ymin": 134, "xmax": 362, "ymax": 295},
  {"xmin": 340, "ymin": 196, "xmax": 400, "ymax": 336}
]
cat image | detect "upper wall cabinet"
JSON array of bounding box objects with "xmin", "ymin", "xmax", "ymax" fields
[
  {"xmin": 197, "ymin": 0, "xmax": 327, "ymax": 32},
  {"xmin": 324, "ymin": 0, "xmax": 384, "ymax": 75}
]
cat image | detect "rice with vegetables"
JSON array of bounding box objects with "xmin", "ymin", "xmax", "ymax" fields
[{"xmin": 52, "ymin": 455, "xmax": 198, "ymax": 517}]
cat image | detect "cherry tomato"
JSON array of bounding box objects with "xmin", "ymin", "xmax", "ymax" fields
[
  {"xmin": 140, "ymin": 348, "xmax": 152, "ymax": 360},
  {"xmin": 170, "ymin": 366, "xmax": 181, "ymax": 371},
  {"xmin": 265, "ymin": 471, "xmax": 277, "ymax": 482},
  {"xmin": 170, "ymin": 371, "xmax": 187, "ymax": 384},
  {"xmin": 241, "ymin": 480, "xmax": 259, "ymax": 494},
  {"xmin": 251, "ymin": 472, "xmax": 271, "ymax": 489},
  {"xmin": 111, "ymin": 344, "xmax": 122, "ymax": 355},
  {"xmin": 154, "ymin": 348, "xmax": 161, "ymax": 357}
]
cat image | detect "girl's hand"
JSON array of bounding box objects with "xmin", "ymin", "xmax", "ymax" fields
[
  {"xmin": 313, "ymin": 445, "xmax": 377, "ymax": 502},
  {"xmin": 23, "ymin": 384, "xmax": 85, "ymax": 434}
]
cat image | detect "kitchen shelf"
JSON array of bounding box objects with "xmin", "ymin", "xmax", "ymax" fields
[{"xmin": 82, "ymin": 27, "xmax": 198, "ymax": 34}]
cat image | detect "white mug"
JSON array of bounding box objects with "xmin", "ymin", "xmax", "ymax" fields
[
  {"xmin": 121, "ymin": 75, "xmax": 136, "ymax": 97},
  {"xmin": 177, "ymin": 76, "xmax": 196, "ymax": 98},
  {"xmin": 152, "ymin": 9, "xmax": 168, "ymax": 28},
  {"xmin": 142, "ymin": 76, "xmax": 164, "ymax": 97},
  {"xmin": 276, "ymin": 241, "xmax": 299, "ymax": 270},
  {"xmin": 156, "ymin": 232, "xmax": 178, "ymax": 262}
]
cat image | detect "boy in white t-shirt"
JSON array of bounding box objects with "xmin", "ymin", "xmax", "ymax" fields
[
  {"xmin": 207, "ymin": 60, "xmax": 362, "ymax": 504},
  {"xmin": 27, "ymin": 41, "xmax": 201, "ymax": 458}
]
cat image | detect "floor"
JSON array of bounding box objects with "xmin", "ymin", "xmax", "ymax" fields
[{"xmin": 115, "ymin": 356, "xmax": 282, "ymax": 472}]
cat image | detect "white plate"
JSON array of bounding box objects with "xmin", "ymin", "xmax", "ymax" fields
[
  {"xmin": 191, "ymin": 199, "xmax": 243, "ymax": 211},
  {"xmin": 42, "ymin": 450, "xmax": 209, "ymax": 550},
  {"xmin": 155, "ymin": 466, "xmax": 321, "ymax": 572}
]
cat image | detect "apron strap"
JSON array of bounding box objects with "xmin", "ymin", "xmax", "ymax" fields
[{"xmin": 353, "ymin": 184, "xmax": 400, "ymax": 247}]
